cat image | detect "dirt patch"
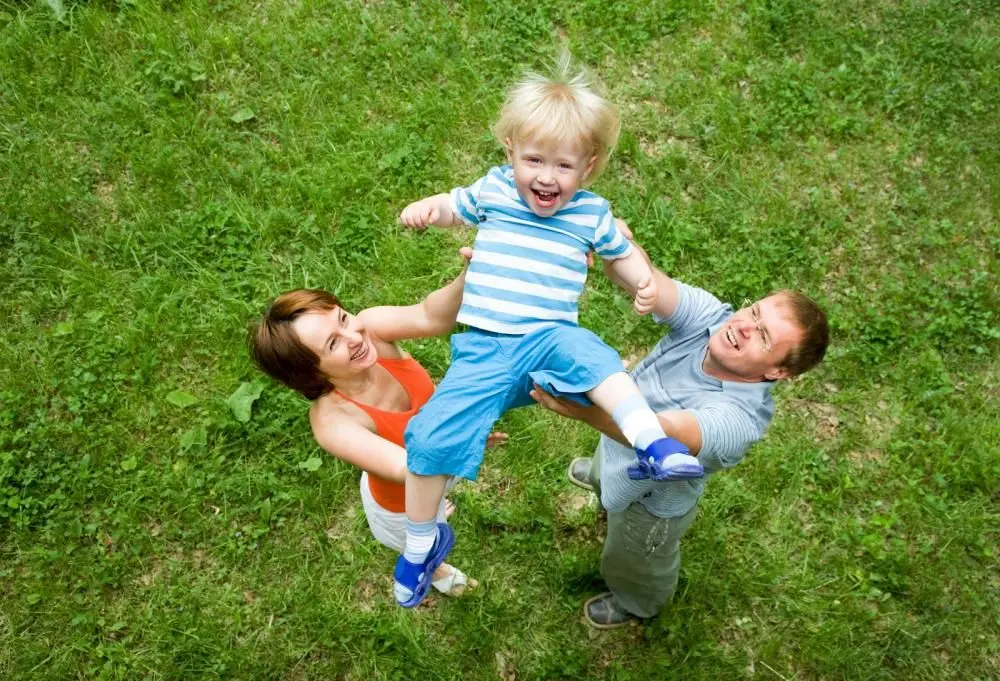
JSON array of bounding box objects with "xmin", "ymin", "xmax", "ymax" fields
[
  {"xmin": 495, "ymin": 651, "xmax": 517, "ymax": 681},
  {"xmin": 556, "ymin": 489, "xmax": 597, "ymax": 523},
  {"xmin": 846, "ymin": 449, "xmax": 885, "ymax": 468},
  {"xmin": 352, "ymin": 579, "xmax": 378, "ymax": 613},
  {"xmin": 324, "ymin": 500, "xmax": 360, "ymax": 542},
  {"xmin": 787, "ymin": 399, "xmax": 840, "ymax": 440}
]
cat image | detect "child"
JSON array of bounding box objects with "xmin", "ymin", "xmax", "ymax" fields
[{"xmin": 394, "ymin": 57, "xmax": 703, "ymax": 607}]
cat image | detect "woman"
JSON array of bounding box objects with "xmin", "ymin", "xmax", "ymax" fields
[{"xmin": 250, "ymin": 250, "xmax": 500, "ymax": 597}]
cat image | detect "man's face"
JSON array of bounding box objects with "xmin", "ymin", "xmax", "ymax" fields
[{"xmin": 706, "ymin": 294, "xmax": 804, "ymax": 382}]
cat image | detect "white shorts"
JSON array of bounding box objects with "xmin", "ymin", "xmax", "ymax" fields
[{"xmin": 359, "ymin": 472, "xmax": 451, "ymax": 553}]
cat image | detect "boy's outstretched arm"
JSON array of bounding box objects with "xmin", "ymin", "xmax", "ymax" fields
[
  {"xmin": 400, "ymin": 193, "xmax": 463, "ymax": 229},
  {"xmin": 605, "ymin": 248, "xmax": 658, "ymax": 315},
  {"xmin": 602, "ymin": 219, "xmax": 681, "ymax": 320}
]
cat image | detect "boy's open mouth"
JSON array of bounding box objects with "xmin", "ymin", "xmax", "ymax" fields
[{"xmin": 532, "ymin": 188, "xmax": 559, "ymax": 207}]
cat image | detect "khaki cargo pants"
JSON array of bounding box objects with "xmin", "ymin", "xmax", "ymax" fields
[{"xmin": 589, "ymin": 452, "xmax": 699, "ymax": 618}]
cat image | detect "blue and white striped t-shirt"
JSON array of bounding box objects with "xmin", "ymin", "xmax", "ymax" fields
[{"xmin": 450, "ymin": 165, "xmax": 632, "ymax": 335}]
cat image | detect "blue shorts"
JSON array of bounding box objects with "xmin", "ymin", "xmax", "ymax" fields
[{"xmin": 404, "ymin": 325, "xmax": 627, "ymax": 480}]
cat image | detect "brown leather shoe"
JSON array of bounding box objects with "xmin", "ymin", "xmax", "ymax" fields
[
  {"xmin": 583, "ymin": 592, "xmax": 640, "ymax": 629},
  {"xmin": 567, "ymin": 457, "xmax": 594, "ymax": 491}
]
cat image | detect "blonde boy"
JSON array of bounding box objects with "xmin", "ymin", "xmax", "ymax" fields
[{"xmin": 393, "ymin": 58, "xmax": 704, "ymax": 607}]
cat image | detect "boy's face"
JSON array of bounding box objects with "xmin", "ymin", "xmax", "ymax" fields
[{"xmin": 505, "ymin": 137, "xmax": 596, "ymax": 218}]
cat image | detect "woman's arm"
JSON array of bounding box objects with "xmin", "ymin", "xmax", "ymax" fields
[
  {"xmin": 358, "ymin": 248, "xmax": 471, "ymax": 343},
  {"xmin": 312, "ymin": 406, "xmax": 408, "ymax": 483},
  {"xmin": 312, "ymin": 403, "xmax": 509, "ymax": 482}
]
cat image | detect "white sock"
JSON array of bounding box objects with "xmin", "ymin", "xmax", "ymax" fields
[
  {"xmin": 611, "ymin": 395, "xmax": 665, "ymax": 451},
  {"xmin": 403, "ymin": 518, "xmax": 437, "ymax": 564}
]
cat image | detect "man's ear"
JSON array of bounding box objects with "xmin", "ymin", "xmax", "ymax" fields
[
  {"xmin": 504, "ymin": 137, "xmax": 514, "ymax": 162},
  {"xmin": 583, "ymin": 154, "xmax": 597, "ymax": 180},
  {"xmin": 764, "ymin": 366, "xmax": 791, "ymax": 381}
]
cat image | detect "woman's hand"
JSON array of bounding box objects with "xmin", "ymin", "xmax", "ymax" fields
[
  {"xmin": 361, "ymin": 246, "xmax": 474, "ymax": 343},
  {"xmin": 485, "ymin": 431, "xmax": 508, "ymax": 449}
]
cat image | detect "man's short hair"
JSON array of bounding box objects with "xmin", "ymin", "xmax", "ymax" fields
[{"xmin": 775, "ymin": 290, "xmax": 829, "ymax": 376}]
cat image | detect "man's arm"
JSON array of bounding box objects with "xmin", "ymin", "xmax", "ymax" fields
[
  {"xmin": 529, "ymin": 385, "xmax": 703, "ymax": 454},
  {"xmin": 532, "ymin": 386, "xmax": 763, "ymax": 475},
  {"xmin": 604, "ymin": 219, "xmax": 682, "ymax": 320}
]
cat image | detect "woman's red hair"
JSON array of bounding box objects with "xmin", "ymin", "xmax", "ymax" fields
[{"xmin": 250, "ymin": 289, "xmax": 342, "ymax": 400}]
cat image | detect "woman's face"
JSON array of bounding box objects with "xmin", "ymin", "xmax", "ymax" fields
[{"xmin": 291, "ymin": 306, "xmax": 378, "ymax": 381}]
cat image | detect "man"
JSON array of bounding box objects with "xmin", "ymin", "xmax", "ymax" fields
[{"xmin": 531, "ymin": 240, "xmax": 829, "ymax": 628}]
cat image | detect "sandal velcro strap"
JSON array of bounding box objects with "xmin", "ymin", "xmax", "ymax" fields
[
  {"xmin": 629, "ymin": 439, "xmax": 704, "ymax": 481},
  {"xmin": 432, "ymin": 566, "xmax": 472, "ymax": 595},
  {"xmin": 393, "ymin": 522, "xmax": 455, "ymax": 608}
]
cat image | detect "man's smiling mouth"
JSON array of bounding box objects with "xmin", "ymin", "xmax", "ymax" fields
[{"xmin": 725, "ymin": 328, "xmax": 740, "ymax": 350}]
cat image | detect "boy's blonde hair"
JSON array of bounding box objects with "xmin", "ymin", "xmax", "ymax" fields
[{"xmin": 493, "ymin": 54, "xmax": 620, "ymax": 184}]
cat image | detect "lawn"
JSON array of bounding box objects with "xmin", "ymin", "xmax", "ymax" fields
[{"xmin": 1, "ymin": 0, "xmax": 998, "ymax": 679}]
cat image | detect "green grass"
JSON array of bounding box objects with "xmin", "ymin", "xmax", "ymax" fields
[{"xmin": 2, "ymin": 0, "xmax": 998, "ymax": 678}]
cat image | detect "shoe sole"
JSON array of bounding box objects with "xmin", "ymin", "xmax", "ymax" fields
[
  {"xmin": 566, "ymin": 458, "xmax": 594, "ymax": 491},
  {"xmin": 628, "ymin": 465, "xmax": 706, "ymax": 481},
  {"xmin": 655, "ymin": 464, "xmax": 705, "ymax": 481},
  {"xmin": 582, "ymin": 592, "xmax": 637, "ymax": 630}
]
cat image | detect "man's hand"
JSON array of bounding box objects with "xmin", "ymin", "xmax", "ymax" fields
[
  {"xmin": 614, "ymin": 218, "xmax": 634, "ymax": 241},
  {"xmin": 400, "ymin": 196, "xmax": 443, "ymax": 229},
  {"xmin": 633, "ymin": 275, "xmax": 658, "ymax": 315},
  {"xmin": 530, "ymin": 384, "xmax": 613, "ymax": 432}
]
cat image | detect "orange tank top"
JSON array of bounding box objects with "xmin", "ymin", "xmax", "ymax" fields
[{"xmin": 335, "ymin": 356, "xmax": 435, "ymax": 513}]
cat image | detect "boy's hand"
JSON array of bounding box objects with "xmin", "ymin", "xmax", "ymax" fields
[
  {"xmin": 633, "ymin": 275, "xmax": 658, "ymax": 314},
  {"xmin": 400, "ymin": 197, "xmax": 442, "ymax": 230}
]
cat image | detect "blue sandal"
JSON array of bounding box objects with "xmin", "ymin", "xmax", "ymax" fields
[
  {"xmin": 628, "ymin": 437, "xmax": 704, "ymax": 481},
  {"xmin": 393, "ymin": 522, "xmax": 455, "ymax": 608}
]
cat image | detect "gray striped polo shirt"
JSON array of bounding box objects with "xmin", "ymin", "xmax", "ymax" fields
[{"xmin": 597, "ymin": 281, "xmax": 775, "ymax": 518}]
